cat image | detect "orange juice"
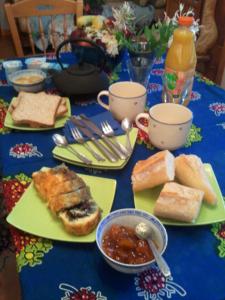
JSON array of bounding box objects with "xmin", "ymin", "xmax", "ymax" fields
[{"xmin": 163, "ymin": 16, "xmax": 197, "ymax": 106}]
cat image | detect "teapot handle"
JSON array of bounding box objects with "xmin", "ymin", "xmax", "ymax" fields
[{"xmin": 55, "ymin": 38, "xmax": 107, "ymax": 72}]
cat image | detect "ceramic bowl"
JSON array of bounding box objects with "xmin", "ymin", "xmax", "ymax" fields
[
  {"xmin": 25, "ymin": 57, "xmax": 46, "ymax": 69},
  {"xmin": 96, "ymin": 208, "xmax": 168, "ymax": 274},
  {"xmin": 9, "ymin": 69, "xmax": 46, "ymax": 93}
]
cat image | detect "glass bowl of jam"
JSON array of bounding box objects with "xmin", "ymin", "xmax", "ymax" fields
[{"xmin": 96, "ymin": 208, "xmax": 168, "ymax": 274}]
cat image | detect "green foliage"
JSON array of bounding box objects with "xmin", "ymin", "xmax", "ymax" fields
[{"xmin": 117, "ymin": 19, "xmax": 177, "ymax": 58}]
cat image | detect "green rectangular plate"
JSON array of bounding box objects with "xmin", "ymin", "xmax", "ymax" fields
[
  {"xmin": 4, "ymin": 97, "xmax": 71, "ymax": 130},
  {"xmin": 134, "ymin": 164, "xmax": 225, "ymax": 226},
  {"xmin": 52, "ymin": 128, "xmax": 138, "ymax": 170},
  {"xmin": 7, "ymin": 174, "xmax": 116, "ymax": 242}
]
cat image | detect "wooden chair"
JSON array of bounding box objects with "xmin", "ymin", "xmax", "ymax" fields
[{"xmin": 4, "ymin": 0, "xmax": 83, "ymax": 57}]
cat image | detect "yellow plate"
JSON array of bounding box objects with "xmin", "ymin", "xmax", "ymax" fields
[
  {"xmin": 134, "ymin": 164, "xmax": 225, "ymax": 226},
  {"xmin": 7, "ymin": 174, "xmax": 116, "ymax": 242},
  {"xmin": 4, "ymin": 97, "xmax": 71, "ymax": 130},
  {"xmin": 53, "ymin": 128, "xmax": 138, "ymax": 169}
]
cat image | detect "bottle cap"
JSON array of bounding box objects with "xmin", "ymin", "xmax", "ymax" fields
[{"xmin": 178, "ymin": 16, "xmax": 194, "ymax": 26}]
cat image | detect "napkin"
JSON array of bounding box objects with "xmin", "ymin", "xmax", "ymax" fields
[{"xmin": 64, "ymin": 111, "xmax": 124, "ymax": 144}]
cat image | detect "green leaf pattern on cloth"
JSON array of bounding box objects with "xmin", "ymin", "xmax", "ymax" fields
[
  {"xmin": 3, "ymin": 173, "xmax": 53, "ymax": 272},
  {"xmin": 0, "ymin": 98, "xmax": 11, "ymax": 134},
  {"xmin": 211, "ymin": 200, "xmax": 225, "ymax": 258}
]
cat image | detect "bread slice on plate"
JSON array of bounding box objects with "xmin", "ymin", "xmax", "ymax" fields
[
  {"xmin": 175, "ymin": 154, "xmax": 217, "ymax": 206},
  {"xmin": 154, "ymin": 182, "xmax": 204, "ymax": 223},
  {"xmin": 11, "ymin": 92, "xmax": 61, "ymax": 127},
  {"xmin": 132, "ymin": 150, "xmax": 175, "ymax": 192}
]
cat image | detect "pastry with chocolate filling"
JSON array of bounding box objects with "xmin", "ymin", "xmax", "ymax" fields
[{"xmin": 32, "ymin": 164, "xmax": 101, "ymax": 236}]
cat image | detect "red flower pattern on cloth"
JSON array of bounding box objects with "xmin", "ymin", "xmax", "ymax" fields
[
  {"xmin": 10, "ymin": 143, "xmax": 43, "ymax": 158},
  {"xmin": 59, "ymin": 284, "xmax": 107, "ymax": 300},
  {"xmin": 2, "ymin": 174, "xmax": 53, "ymax": 271},
  {"xmin": 190, "ymin": 91, "xmax": 201, "ymax": 101},
  {"xmin": 134, "ymin": 265, "xmax": 186, "ymax": 299},
  {"xmin": 150, "ymin": 68, "xmax": 164, "ymax": 76},
  {"xmin": 0, "ymin": 98, "xmax": 10, "ymax": 134},
  {"xmin": 148, "ymin": 83, "xmax": 163, "ymax": 94},
  {"xmin": 209, "ymin": 102, "xmax": 225, "ymax": 116},
  {"xmin": 0, "ymin": 79, "xmax": 8, "ymax": 86},
  {"xmin": 211, "ymin": 218, "xmax": 225, "ymax": 258}
]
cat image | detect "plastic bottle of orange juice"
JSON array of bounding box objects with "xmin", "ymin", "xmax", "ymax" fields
[{"xmin": 163, "ymin": 16, "xmax": 197, "ymax": 106}]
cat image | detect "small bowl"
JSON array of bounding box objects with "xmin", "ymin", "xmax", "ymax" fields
[
  {"xmin": 96, "ymin": 208, "xmax": 168, "ymax": 274},
  {"xmin": 25, "ymin": 57, "xmax": 46, "ymax": 69},
  {"xmin": 3, "ymin": 60, "xmax": 23, "ymax": 84},
  {"xmin": 9, "ymin": 69, "xmax": 46, "ymax": 93}
]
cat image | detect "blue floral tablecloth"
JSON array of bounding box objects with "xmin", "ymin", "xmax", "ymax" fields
[{"xmin": 0, "ymin": 53, "xmax": 225, "ymax": 300}]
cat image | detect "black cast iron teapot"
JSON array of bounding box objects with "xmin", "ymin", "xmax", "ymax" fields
[{"xmin": 52, "ymin": 38, "xmax": 109, "ymax": 96}]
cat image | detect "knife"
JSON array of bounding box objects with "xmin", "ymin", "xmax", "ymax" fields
[
  {"xmin": 79, "ymin": 114, "xmax": 127, "ymax": 160},
  {"xmin": 70, "ymin": 116, "xmax": 118, "ymax": 162}
]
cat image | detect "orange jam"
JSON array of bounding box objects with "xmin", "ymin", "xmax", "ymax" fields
[{"xmin": 102, "ymin": 224, "xmax": 154, "ymax": 264}]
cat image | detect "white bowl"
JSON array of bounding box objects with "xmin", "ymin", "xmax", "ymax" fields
[
  {"xmin": 96, "ymin": 208, "xmax": 168, "ymax": 274},
  {"xmin": 3, "ymin": 60, "xmax": 23, "ymax": 84},
  {"xmin": 9, "ymin": 69, "xmax": 46, "ymax": 93},
  {"xmin": 25, "ymin": 57, "xmax": 46, "ymax": 69}
]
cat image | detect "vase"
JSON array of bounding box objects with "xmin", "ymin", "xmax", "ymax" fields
[{"xmin": 127, "ymin": 41, "xmax": 154, "ymax": 88}]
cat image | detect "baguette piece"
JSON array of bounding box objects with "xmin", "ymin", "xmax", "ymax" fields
[
  {"xmin": 154, "ymin": 182, "xmax": 204, "ymax": 223},
  {"xmin": 11, "ymin": 92, "xmax": 61, "ymax": 127},
  {"xmin": 175, "ymin": 154, "xmax": 217, "ymax": 205},
  {"xmin": 132, "ymin": 150, "xmax": 175, "ymax": 192}
]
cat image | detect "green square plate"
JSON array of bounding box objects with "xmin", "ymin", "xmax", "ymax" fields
[
  {"xmin": 52, "ymin": 128, "xmax": 138, "ymax": 170},
  {"xmin": 6, "ymin": 174, "xmax": 116, "ymax": 242},
  {"xmin": 134, "ymin": 164, "xmax": 225, "ymax": 226},
  {"xmin": 4, "ymin": 97, "xmax": 71, "ymax": 130}
]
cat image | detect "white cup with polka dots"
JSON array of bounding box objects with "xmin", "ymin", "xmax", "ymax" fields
[
  {"xmin": 97, "ymin": 81, "xmax": 147, "ymax": 122},
  {"xmin": 135, "ymin": 103, "xmax": 193, "ymax": 150}
]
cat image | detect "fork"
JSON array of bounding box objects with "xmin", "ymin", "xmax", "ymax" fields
[
  {"xmin": 101, "ymin": 121, "xmax": 130, "ymax": 158},
  {"xmin": 70, "ymin": 127, "xmax": 106, "ymax": 162}
]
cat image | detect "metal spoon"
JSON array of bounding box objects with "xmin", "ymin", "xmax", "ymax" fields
[
  {"xmin": 135, "ymin": 222, "xmax": 171, "ymax": 278},
  {"xmin": 52, "ymin": 133, "xmax": 92, "ymax": 165},
  {"xmin": 121, "ymin": 118, "xmax": 132, "ymax": 154}
]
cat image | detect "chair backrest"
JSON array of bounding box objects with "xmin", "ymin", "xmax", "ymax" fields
[{"xmin": 4, "ymin": 0, "xmax": 83, "ymax": 57}]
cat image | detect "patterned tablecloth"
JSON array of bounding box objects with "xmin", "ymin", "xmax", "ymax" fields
[{"xmin": 0, "ymin": 53, "xmax": 225, "ymax": 300}]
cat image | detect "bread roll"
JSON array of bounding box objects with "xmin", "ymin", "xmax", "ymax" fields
[
  {"xmin": 154, "ymin": 182, "xmax": 204, "ymax": 223},
  {"xmin": 132, "ymin": 150, "xmax": 175, "ymax": 192},
  {"xmin": 175, "ymin": 154, "xmax": 217, "ymax": 205}
]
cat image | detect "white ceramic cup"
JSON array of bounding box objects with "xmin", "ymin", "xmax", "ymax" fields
[
  {"xmin": 135, "ymin": 103, "xmax": 193, "ymax": 150},
  {"xmin": 97, "ymin": 81, "xmax": 147, "ymax": 122}
]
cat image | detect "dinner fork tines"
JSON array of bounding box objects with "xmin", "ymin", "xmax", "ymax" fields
[
  {"xmin": 71, "ymin": 127, "xmax": 105, "ymax": 162},
  {"xmin": 101, "ymin": 121, "xmax": 130, "ymax": 157}
]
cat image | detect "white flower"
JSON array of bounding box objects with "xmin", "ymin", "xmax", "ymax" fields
[{"xmin": 112, "ymin": 1, "xmax": 135, "ymax": 32}]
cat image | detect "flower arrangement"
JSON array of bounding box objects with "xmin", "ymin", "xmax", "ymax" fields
[{"xmin": 71, "ymin": 2, "xmax": 200, "ymax": 59}]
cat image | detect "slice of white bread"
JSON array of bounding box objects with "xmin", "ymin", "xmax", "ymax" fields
[
  {"xmin": 175, "ymin": 154, "xmax": 217, "ymax": 205},
  {"xmin": 9, "ymin": 94, "xmax": 68, "ymax": 118},
  {"xmin": 32, "ymin": 164, "xmax": 101, "ymax": 236},
  {"xmin": 154, "ymin": 182, "xmax": 204, "ymax": 223},
  {"xmin": 132, "ymin": 150, "xmax": 175, "ymax": 192},
  {"xmin": 11, "ymin": 92, "xmax": 62, "ymax": 127},
  {"xmin": 59, "ymin": 200, "xmax": 101, "ymax": 236}
]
